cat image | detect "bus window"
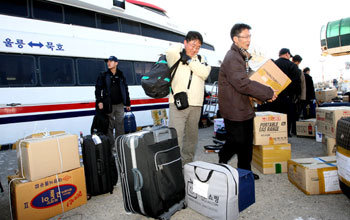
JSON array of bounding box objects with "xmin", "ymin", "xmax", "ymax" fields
[
  {"xmin": 326, "ymin": 20, "xmax": 340, "ymax": 48},
  {"xmin": 0, "ymin": 54, "xmax": 36, "ymax": 87},
  {"xmin": 32, "ymin": 0, "xmax": 63, "ymax": 23},
  {"xmin": 77, "ymin": 58, "xmax": 106, "ymax": 85},
  {"xmin": 340, "ymin": 17, "xmax": 350, "ymax": 46},
  {"xmin": 97, "ymin": 14, "xmax": 120, "ymax": 32},
  {"xmin": 118, "ymin": 61, "xmax": 135, "ymax": 85},
  {"xmin": 134, "ymin": 62, "xmax": 144, "ymax": 85},
  {"xmin": 0, "ymin": 0, "xmax": 29, "ymax": 18},
  {"xmin": 39, "ymin": 57, "xmax": 75, "ymax": 86},
  {"xmin": 64, "ymin": 5, "xmax": 96, "ymax": 28},
  {"xmin": 120, "ymin": 18, "xmax": 141, "ymax": 35},
  {"xmin": 206, "ymin": 67, "xmax": 219, "ymax": 84}
]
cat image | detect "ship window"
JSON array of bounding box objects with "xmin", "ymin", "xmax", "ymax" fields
[
  {"xmin": 117, "ymin": 61, "xmax": 135, "ymax": 85},
  {"xmin": 39, "ymin": 57, "xmax": 75, "ymax": 86},
  {"xmin": 202, "ymin": 43, "xmax": 215, "ymax": 51},
  {"xmin": 32, "ymin": 0, "xmax": 63, "ymax": 22},
  {"xmin": 0, "ymin": 0, "xmax": 29, "ymax": 17},
  {"xmin": 133, "ymin": 62, "xmax": 154, "ymax": 85},
  {"xmin": 0, "ymin": 54, "xmax": 36, "ymax": 87},
  {"xmin": 206, "ymin": 66, "xmax": 219, "ymax": 84},
  {"xmin": 121, "ymin": 19, "xmax": 141, "ymax": 35},
  {"xmin": 76, "ymin": 58, "xmax": 106, "ymax": 85},
  {"xmin": 64, "ymin": 5, "xmax": 96, "ymax": 28},
  {"xmin": 98, "ymin": 14, "xmax": 120, "ymax": 32}
]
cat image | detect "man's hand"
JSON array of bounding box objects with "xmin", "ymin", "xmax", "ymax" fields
[
  {"xmin": 268, "ymin": 90, "xmax": 278, "ymax": 102},
  {"xmin": 126, "ymin": 106, "xmax": 131, "ymax": 111},
  {"xmin": 180, "ymin": 49, "xmax": 191, "ymax": 64},
  {"xmin": 98, "ymin": 102, "xmax": 103, "ymax": 109}
]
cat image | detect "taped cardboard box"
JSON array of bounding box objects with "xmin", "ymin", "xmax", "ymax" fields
[
  {"xmin": 322, "ymin": 136, "xmax": 336, "ymax": 156},
  {"xmin": 252, "ymin": 143, "xmax": 291, "ymax": 174},
  {"xmin": 14, "ymin": 131, "xmax": 65, "ymax": 150},
  {"xmin": 17, "ymin": 133, "xmax": 80, "ymax": 181},
  {"xmin": 151, "ymin": 109, "xmax": 168, "ymax": 126},
  {"xmin": 316, "ymin": 107, "xmax": 350, "ymax": 138},
  {"xmin": 249, "ymin": 59, "xmax": 291, "ymax": 96},
  {"xmin": 315, "ymin": 88, "xmax": 337, "ymax": 103},
  {"xmin": 9, "ymin": 167, "xmax": 87, "ymax": 220},
  {"xmin": 336, "ymin": 146, "xmax": 350, "ymax": 187},
  {"xmin": 296, "ymin": 119, "xmax": 316, "ymax": 137},
  {"xmin": 287, "ymin": 156, "xmax": 341, "ymax": 195},
  {"xmin": 253, "ymin": 112, "xmax": 288, "ymax": 145}
]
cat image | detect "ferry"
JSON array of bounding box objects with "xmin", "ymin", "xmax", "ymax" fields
[{"xmin": 0, "ymin": 0, "xmax": 220, "ymax": 147}]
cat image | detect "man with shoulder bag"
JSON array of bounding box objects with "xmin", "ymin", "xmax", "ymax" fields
[{"xmin": 166, "ymin": 31, "xmax": 211, "ymax": 165}]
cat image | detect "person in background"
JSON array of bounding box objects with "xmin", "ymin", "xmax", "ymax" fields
[
  {"xmin": 95, "ymin": 56, "xmax": 131, "ymax": 142},
  {"xmin": 273, "ymin": 48, "xmax": 301, "ymax": 137},
  {"xmin": 218, "ymin": 23, "xmax": 277, "ymax": 180},
  {"xmin": 166, "ymin": 31, "xmax": 211, "ymax": 165},
  {"xmin": 303, "ymin": 67, "xmax": 316, "ymax": 119},
  {"xmin": 292, "ymin": 54, "xmax": 305, "ymax": 133}
]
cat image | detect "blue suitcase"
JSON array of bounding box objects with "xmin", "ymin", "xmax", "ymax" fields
[
  {"xmin": 237, "ymin": 168, "xmax": 255, "ymax": 212},
  {"xmin": 124, "ymin": 112, "xmax": 137, "ymax": 134}
]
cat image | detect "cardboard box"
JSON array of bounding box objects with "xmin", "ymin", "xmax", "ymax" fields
[
  {"xmin": 249, "ymin": 59, "xmax": 291, "ymax": 96},
  {"xmin": 336, "ymin": 146, "xmax": 350, "ymax": 187},
  {"xmin": 296, "ymin": 119, "xmax": 316, "ymax": 137},
  {"xmin": 214, "ymin": 118, "xmax": 225, "ymax": 133},
  {"xmin": 322, "ymin": 136, "xmax": 336, "ymax": 156},
  {"xmin": 18, "ymin": 133, "xmax": 80, "ymax": 181},
  {"xmin": 316, "ymin": 107, "xmax": 350, "ymax": 138},
  {"xmin": 287, "ymin": 156, "xmax": 341, "ymax": 195},
  {"xmin": 315, "ymin": 88, "xmax": 337, "ymax": 103},
  {"xmin": 9, "ymin": 167, "xmax": 87, "ymax": 220},
  {"xmin": 343, "ymin": 95, "xmax": 349, "ymax": 102},
  {"xmin": 151, "ymin": 109, "xmax": 168, "ymax": 126},
  {"xmin": 252, "ymin": 143, "xmax": 291, "ymax": 174},
  {"xmin": 253, "ymin": 112, "xmax": 288, "ymax": 145},
  {"xmin": 15, "ymin": 131, "xmax": 65, "ymax": 150}
]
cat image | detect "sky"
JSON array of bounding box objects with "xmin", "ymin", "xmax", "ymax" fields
[{"xmin": 147, "ymin": 0, "xmax": 350, "ymax": 83}]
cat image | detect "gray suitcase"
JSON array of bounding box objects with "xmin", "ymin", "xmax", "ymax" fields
[{"xmin": 184, "ymin": 161, "xmax": 239, "ymax": 220}]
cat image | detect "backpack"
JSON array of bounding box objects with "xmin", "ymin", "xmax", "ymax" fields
[{"xmin": 141, "ymin": 55, "xmax": 181, "ymax": 99}]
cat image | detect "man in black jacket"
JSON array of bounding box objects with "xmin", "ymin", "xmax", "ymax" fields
[
  {"xmin": 95, "ymin": 56, "xmax": 131, "ymax": 141},
  {"xmin": 273, "ymin": 48, "xmax": 301, "ymax": 137},
  {"xmin": 303, "ymin": 67, "xmax": 316, "ymax": 119}
]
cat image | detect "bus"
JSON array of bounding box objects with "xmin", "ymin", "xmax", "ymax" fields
[
  {"xmin": 320, "ymin": 17, "xmax": 350, "ymax": 56},
  {"xmin": 0, "ymin": 0, "xmax": 220, "ymax": 147}
]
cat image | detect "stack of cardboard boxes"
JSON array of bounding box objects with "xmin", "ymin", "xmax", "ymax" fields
[
  {"xmin": 9, "ymin": 131, "xmax": 87, "ymax": 220},
  {"xmin": 296, "ymin": 118, "xmax": 316, "ymax": 138},
  {"xmin": 286, "ymin": 106, "xmax": 350, "ymax": 195},
  {"xmin": 252, "ymin": 112, "xmax": 291, "ymax": 174}
]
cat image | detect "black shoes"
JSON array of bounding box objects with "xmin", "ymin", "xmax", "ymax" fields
[{"xmin": 253, "ymin": 173, "xmax": 260, "ymax": 180}]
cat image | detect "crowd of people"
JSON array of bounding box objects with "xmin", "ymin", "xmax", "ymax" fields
[{"xmin": 94, "ymin": 24, "xmax": 316, "ymax": 180}]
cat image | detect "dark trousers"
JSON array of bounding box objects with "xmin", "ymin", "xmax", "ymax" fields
[{"xmin": 218, "ymin": 118, "xmax": 254, "ymax": 170}]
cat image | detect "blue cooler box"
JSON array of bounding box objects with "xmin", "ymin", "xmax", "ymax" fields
[{"xmin": 237, "ymin": 168, "xmax": 255, "ymax": 212}]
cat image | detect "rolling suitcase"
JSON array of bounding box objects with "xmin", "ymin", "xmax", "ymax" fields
[
  {"xmin": 336, "ymin": 145, "xmax": 350, "ymax": 199},
  {"xmin": 336, "ymin": 117, "xmax": 350, "ymax": 150},
  {"xmin": 184, "ymin": 161, "xmax": 239, "ymax": 220},
  {"xmin": 237, "ymin": 168, "xmax": 255, "ymax": 212},
  {"xmin": 82, "ymin": 134, "xmax": 118, "ymax": 196},
  {"xmin": 124, "ymin": 112, "xmax": 137, "ymax": 134},
  {"xmin": 115, "ymin": 126, "xmax": 185, "ymax": 219}
]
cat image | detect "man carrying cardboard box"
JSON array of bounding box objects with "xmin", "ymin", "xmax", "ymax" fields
[{"xmin": 218, "ymin": 23, "xmax": 277, "ymax": 180}]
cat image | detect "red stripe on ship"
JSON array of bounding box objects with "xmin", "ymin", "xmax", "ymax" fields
[{"xmin": 0, "ymin": 98, "xmax": 168, "ymax": 115}]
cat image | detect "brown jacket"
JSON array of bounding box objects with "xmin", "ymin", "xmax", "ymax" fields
[{"xmin": 218, "ymin": 44, "xmax": 273, "ymax": 121}]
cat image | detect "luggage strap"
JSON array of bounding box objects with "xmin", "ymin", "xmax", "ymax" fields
[{"xmin": 129, "ymin": 136, "xmax": 146, "ymax": 215}]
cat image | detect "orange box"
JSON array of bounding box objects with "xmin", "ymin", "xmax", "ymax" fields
[{"xmin": 9, "ymin": 167, "xmax": 87, "ymax": 220}]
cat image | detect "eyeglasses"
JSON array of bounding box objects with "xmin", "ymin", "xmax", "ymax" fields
[
  {"xmin": 237, "ymin": 35, "xmax": 251, "ymax": 39},
  {"xmin": 188, "ymin": 43, "xmax": 201, "ymax": 51}
]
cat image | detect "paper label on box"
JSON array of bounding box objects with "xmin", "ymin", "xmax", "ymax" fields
[
  {"xmin": 323, "ymin": 170, "xmax": 340, "ymax": 192},
  {"xmin": 193, "ymin": 179, "xmax": 209, "ymax": 198},
  {"xmin": 336, "ymin": 152, "xmax": 350, "ymax": 182},
  {"xmin": 92, "ymin": 134, "xmax": 101, "ymax": 145}
]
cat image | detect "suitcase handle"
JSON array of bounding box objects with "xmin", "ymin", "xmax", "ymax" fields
[
  {"xmin": 153, "ymin": 129, "xmax": 172, "ymax": 143},
  {"xmin": 194, "ymin": 166, "xmax": 214, "ymax": 183},
  {"xmin": 97, "ymin": 159, "xmax": 105, "ymax": 175},
  {"xmin": 132, "ymin": 168, "xmax": 143, "ymax": 191}
]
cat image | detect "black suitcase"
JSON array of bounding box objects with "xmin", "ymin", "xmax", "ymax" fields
[
  {"xmin": 336, "ymin": 117, "xmax": 350, "ymax": 150},
  {"xmin": 115, "ymin": 126, "xmax": 185, "ymax": 220},
  {"xmin": 82, "ymin": 134, "xmax": 118, "ymax": 196}
]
